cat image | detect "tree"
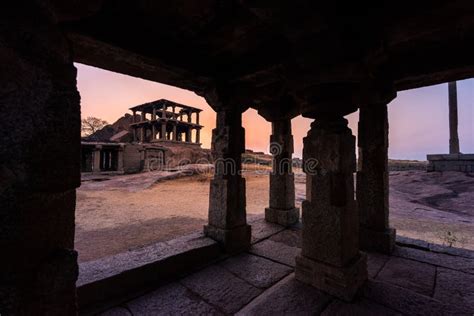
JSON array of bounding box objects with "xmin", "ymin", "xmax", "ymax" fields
[{"xmin": 81, "ymin": 116, "xmax": 109, "ymax": 136}]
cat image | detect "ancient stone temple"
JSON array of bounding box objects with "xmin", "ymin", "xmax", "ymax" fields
[
  {"xmin": 130, "ymin": 99, "xmax": 202, "ymax": 145},
  {"xmin": 2, "ymin": 1, "xmax": 474, "ymax": 315},
  {"xmin": 80, "ymin": 99, "xmax": 207, "ymax": 173}
]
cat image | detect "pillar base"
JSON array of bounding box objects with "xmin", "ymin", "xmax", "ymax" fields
[
  {"xmin": 295, "ymin": 252, "xmax": 368, "ymax": 301},
  {"xmin": 265, "ymin": 207, "xmax": 300, "ymax": 226},
  {"xmin": 204, "ymin": 224, "xmax": 251, "ymax": 253},
  {"xmin": 360, "ymin": 227, "xmax": 396, "ymax": 254}
]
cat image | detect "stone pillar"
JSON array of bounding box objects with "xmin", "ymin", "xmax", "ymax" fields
[
  {"xmin": 161, "ymin": 122, "xmax": 167, "ymax": 140},
  {"xmin": 117, "ymin": 146, "xmax": 124, "ymax": 172},
  {"xmin": 173, "ymin": 124, "xmax": 177, "ymax": 141},
  {"xmin": 448, "ymin": 81, "xmax": 460, "ymax": 154},
  {"xmin": 357, "ymin": 103, "xmax": 395, "ymax": 254},
  {"xmin": 139, "ymin": 126, "xmax": 145, "ymax": 143},
  {"xmin": 132, "ymin": 127, "xmax": 137, "ymax": 142},
  {"xmin": 162, "ymin": 103, "xmax": 167, "ymax": 119},
  {"xmin": 0, "ymin": 3, "xmax": 79, "ymax": 314},
  {"xmin": 187, "ymin": 112, "xmax": 192, "ymax": 123},
  {"xmin": 141, "ymin": 110, "xmax": 146, "ymax": 122},
  {"xmin": 186, "ymin": 128, "xmax": 192, "ymax": 142},
  {"xmin": 196, "ymin": 128, "xmax": 201, "ymax": 144},
  {"xmin": 265, "ymin": 119, "xmax": 299, "ymax": 226},
  {"xmin": 132, "ymin": 110, "xmax": 136, "ymax": 123},
  {"xmin": 93, "ymin": 146, "xmax": 102, "ymax": 173},
  {"xmin": 204, "ymin": 108, "xmax": 251, "ymax": 252},
  {"xmin": 296, "ymin": 116, "xmax": 367, "ymax": 301},
  {"xmin": 152, "ymin": 124, "xmax": 157, "ymax": 141},
  {"xmin": 196, "ymin": 112, "xmax": 200, "ymax": 125},
  {"xmin": 152, "ymin": 106, "xmax": 157, "ymax": 120}
]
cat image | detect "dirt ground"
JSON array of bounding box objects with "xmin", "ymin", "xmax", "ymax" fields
[{"xmin": 76, "ymin": 168, "xmax": 474, "ymax": 262}]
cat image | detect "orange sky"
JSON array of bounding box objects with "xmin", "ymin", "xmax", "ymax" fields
[{"xmin": 77, "ymin": 63, "xmax": 473, "ymax": 159}]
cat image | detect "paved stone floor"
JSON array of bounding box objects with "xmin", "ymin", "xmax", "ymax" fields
[{"xmin": 96, "ymin": 219, "xmax": 474, "ymax": 315}]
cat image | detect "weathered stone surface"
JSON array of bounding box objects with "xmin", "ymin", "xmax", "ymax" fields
[
  {"xmin": 429, "ymin": 243, "xmax": 474, "ymax": 259},
  {"xmin": 127, "ymin": 282, "xmax": 221, "ymax": 315},
  {"xmin": 205, "ymin": 108, "xmax": 251, "ymax": 252},
  {"xmin": 98, "ymin": 306, "xmax": 132, "ymax": 316},
  {"xmin": 364, "ymin": 280, "xmax": 470, "ymax": 315},
  {"xmin": 77, "ymin": 232, "xmax": 220, "ymax": 307},
  {"xmin": 296, "ymin": 116, "xmax": 367, "ymax": 301},
  {"xmin": 322, "ymin": 299, "xmax": 401, "ymax": 316},
  {"xmin": 249, "ymin": 239, "xmax": 300, "ymax": 267},
  {"xmin": 396, "ymin": 236, "xmax": 430, "ymax": 250},
  {"xmin": 434, "ymin": 267, "xmax": 474, "ymax": 312},
  {"xmin": 296, "ymin": 252, "xmax": 368, "ymax": 301},
  {"xmin": 180, "ymin": 265, "xmax": 262, "ymax": 314},
  {"xmin": 220, "ymin": 253, "xmax": 293, "ymax": 288},
  {"xmin": 236, "ymin": 274, "xmax": 332, "ymax": 315},
  {"xmin": 367, "ymin": 252, "xmax": 390, "ymax": 279},
  {"xmin": 357, "ymin": 102, "xmax": 396, "ymax": 254},
  {"xmin": 250, "ymin": 218, "xmax": 286, "ymax": 244},
  {"xmin": 393, "ymin": 246, "xmax": 474, "ymax": 275},
  {"xmin": 376, "ymin": 257, "xmax": 436, "ymax": 296},
  {"xmin": 0, "ymin": 3, "xmax": 80, "ymax": 315},
  {"xmin": 269, "ymin": 229, "xmax": 301, "ymax": 248}
]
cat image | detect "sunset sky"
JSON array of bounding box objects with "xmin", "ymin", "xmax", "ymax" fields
[{"xmin": 77, "ymin": 63, "xmax": 473, "ymax": 160}]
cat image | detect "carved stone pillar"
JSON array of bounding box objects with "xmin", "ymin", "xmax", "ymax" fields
[
  {"xmin": 296, "ymin": 115, "xmax": 367, "ymax": 301},
  {"xmin": 265, "ymin": 119, "xmax": 299, "ymax": 226},
  {"xmin": 357, "ymin": 103, "xmax": 395, "ymax": 254},
  {"xmin": 204, "ymin": 108, "xmax": 251, "ymax": 252}
]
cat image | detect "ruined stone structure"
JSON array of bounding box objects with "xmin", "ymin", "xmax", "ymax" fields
[
  {"xmin": 427, "ymin": 81, "xmax": 474, "ymax": 172},
  {"xmin": 2, "ymin": 1, "xmax": 474, "ymax": 314},
  {"xmin": 80, "ymin": 99, "xmax": 207, "ymax": 173},
  {"xmin": 130, "ymin": 99, "xmax": 202, "ymax": 145}
]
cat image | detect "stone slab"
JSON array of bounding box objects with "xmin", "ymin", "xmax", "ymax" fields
[
  {"xmin": 321, "ymin": 299, "xmax": 401, "ymax": 316},
  {"xmin": 249, "ymin": 239, "xmax": 300, "ymax": 267},
  {"xmin": 77, "ymin": 232, "xmax": 221, "ymax": 308},
  {"xmin": 364, "ymin": 280, "xmax": 470, "ymax": 315},
  {"xmin": 98, "ymin": 306, "xmax": 132, "ymax": 316},
  {"xmin": 429, "ymin": 243, "xmax": 474, "ymax": 259},
  {"xmin": 249, "ymin": 218, "xmax": 286, "ymax": 244},
  {"xmin": 393, "ymin": 246, "xmax": 474, "ymax": 275},
  {"xmin": 376, "ymin": 257, "xmax": 436, "ymax": 296},
  {"xmin": 269, "ymin": 229, "xmax": 301, "ymax": 248},
  {"xmin": 127, "ymin": 282, "xmax": 221, "ymax": 315},
  {"xmin": 219, "ymin": 253, "xmax": 293, "ymax": 288},
  {"xmin": 434, "ymin": 267, "xmax": 474, "ymax": 312},
  {"xmin": 367, "ymin": 252, "xmax": 390, "ymax": 279},
  {"xmin": 396, "ymin": 236, "xmax": 430, "ymax": 250},
  {"xmin": 236, "ymin": 274, "xmax": 332, "ymax": 315},
  {"xmin": 180, "ymin": 265, "xmax": 262, "ymax": 314}
]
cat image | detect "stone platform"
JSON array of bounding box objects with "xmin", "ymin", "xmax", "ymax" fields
[
  {"xmin": 86, "ymin": 217, "xmax": 474, "ymax": 315},
  {"xmin": 427, "ymin": 153, "xmax": 474, "ymax": 172}
]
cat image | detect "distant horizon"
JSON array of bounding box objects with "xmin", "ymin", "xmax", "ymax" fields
[{"xmin": 77, "ymin": 63, "xmax": 473, "ymax": 160}]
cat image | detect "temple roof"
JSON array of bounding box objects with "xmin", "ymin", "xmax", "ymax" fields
[{"xmin": 129, "ymin": 99, "xmax": 202, "ymax": 113}]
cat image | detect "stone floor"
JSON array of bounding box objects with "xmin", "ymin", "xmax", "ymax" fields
[{"xmin": 93, "ymin": 219, "xmax": 474, "ymax": 315}]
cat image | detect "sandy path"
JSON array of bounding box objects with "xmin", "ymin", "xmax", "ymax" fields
[
  {"xmin": 76, "ymin": 169, "xmax": 474, "ymax": 263},
  {"xmin": 76, "ymin": 172, "xmax": 269, "ymax": 262}
]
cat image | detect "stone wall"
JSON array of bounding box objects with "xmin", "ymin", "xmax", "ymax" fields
[
  {"xmin": 0, "ymin": 2, "xmax": 80, "ymax": 314},
  {"xmin": 427, "ymin": 154, "xmax": 474, "ymax": 172}
]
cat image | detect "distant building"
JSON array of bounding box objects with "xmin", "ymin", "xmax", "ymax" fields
[{"xmin": 81, "ymin": 99, "xmax": 209, "ymax": 174}]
